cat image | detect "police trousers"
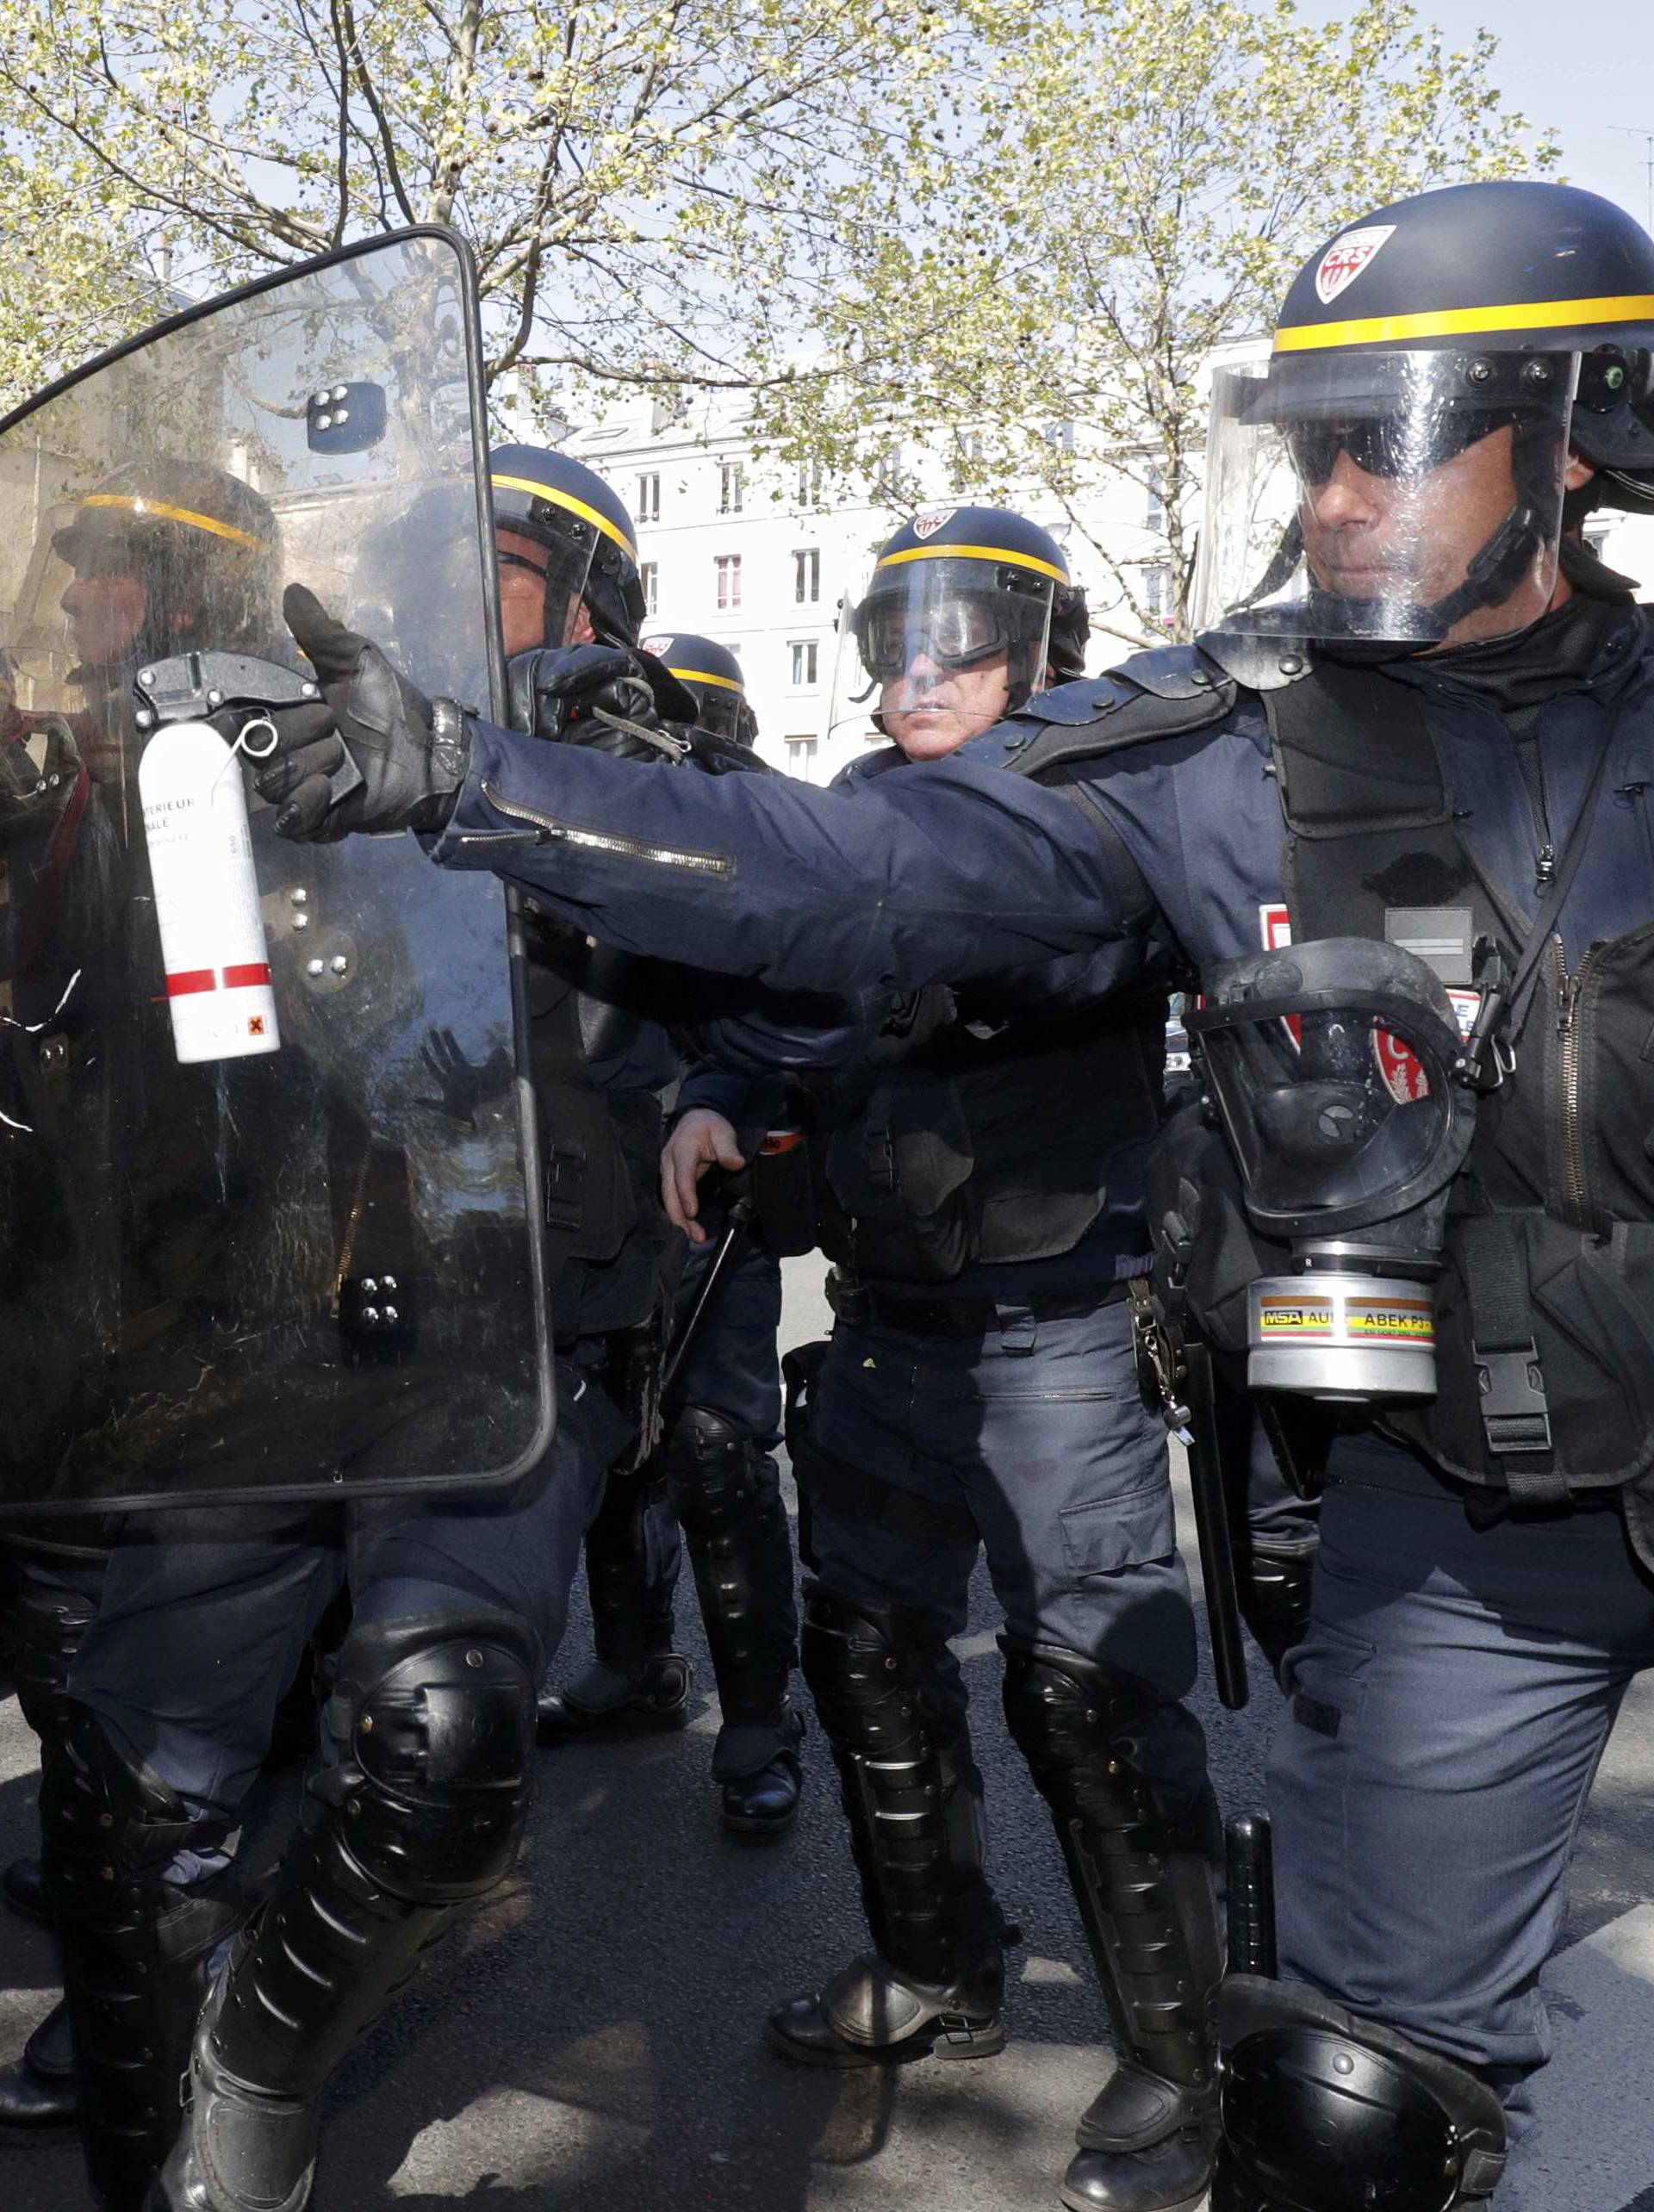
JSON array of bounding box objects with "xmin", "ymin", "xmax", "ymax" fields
[
  {"xmin": 1273, "ymin": 1426, "xmax": 1654, "ymax": 2131},
  {"xmin": 805, "ymin": 1287, "xmax": 1208, "ymax": 1807},
  {"xmin": 64, "ymin": 1350, "xmax": 625, "ymax": 1868}
]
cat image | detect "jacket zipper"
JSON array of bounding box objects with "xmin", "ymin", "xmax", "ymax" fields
[
  {"xmin": 1552, "ymin": 936, "xmax": 1598, "ymax": 1227},
  {"xmin": 470, "ymin": 780, "xmax": 733, "ymax": 877}
]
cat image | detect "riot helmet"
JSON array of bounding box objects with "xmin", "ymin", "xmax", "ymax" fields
[
  {"xmin": 488, "ymin": 443, "xmax": 644, "ymax": 654},
  {"xmin": 50, "ymin": 459, "xmax": 279, "ymax": 680},
  {"xmin": 642, "ymin": 631, "xmax": 757, "ymax": 745},
  {"xmin": 1191, "ymin": 182, "xmax": 1654, "ymax": 649},
  {"xmin": 830, "ymin": 506, "xmax": 1085, "ymax": 759}
]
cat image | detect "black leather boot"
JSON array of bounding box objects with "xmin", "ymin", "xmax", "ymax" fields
[
  {"xmin": 665, "ymin": 1407, "xmax": 805, "ymax": 1833},
  {"xmin": 719, "ymin": 1708, "xmax": 805, "ymax": 1836},
  {"xmin": 0, "ymin": 1997, "xmax": 80, "ymax": 2127},
  {"xmin": 1002, "ymin": 1639, "xmax": 1222, "ymax": 2212},
  {"xmin": 43, "ymin": 1707, "xmax": 245, "ymax": 2209},
  {"xmin": 768, "ymin": 1588, "xmax": 1009, "ymax": 2066},
  {"xmin": 146, "ymin": 1612, "xmax": 538, "ymax": 2212},
  {"xmin": 538, "ymin": 1462, "xmax": 693, "ymax": 1741}
]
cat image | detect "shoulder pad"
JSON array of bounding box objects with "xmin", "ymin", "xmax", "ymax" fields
[
  {"xmin": 972, "ymin": 653, "xmax": 1236, "ymax": 780},
  {"xmin": 1105, "ymin": 642, "xmax": 1229, "ymax": 700}
]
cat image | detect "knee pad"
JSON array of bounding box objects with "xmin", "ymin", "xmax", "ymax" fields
[
  {"xmin": 999, "ymin": 1636, "xmax": 1160, "ymax": 1769},
  {"xmin": 320, "ymin": 1612, "xmax": 538, "ymax": 1904},
  {"xmin": 1217, "ymin": 1976, "xmax": 1507, "ymax": 2211},
  {"xmin": 801, "ymin": 1586, "xmax": 949, "ymax": 1752},
  {"xmin": 663, "ymin": 1405, "xmax": 769, "ymax": 1532}
]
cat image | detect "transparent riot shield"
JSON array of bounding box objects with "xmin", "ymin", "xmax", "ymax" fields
[{"xmin": 0, "ymin": 229, "xmax": 551, "ymax": 1513}]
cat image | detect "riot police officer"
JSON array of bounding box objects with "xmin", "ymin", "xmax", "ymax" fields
[
  {"xmin": 27, "ymin": 443, "xmax": 718, "ymax": 2212},
  {"xmin": 538, "ymin": 634, "xmax": 806, "ymax": 1834},
  {"xmin": 0, "ymin": 461, "xmax": 288, "ymax": 2141},
  {"xmin": 252, "ymin": 179, "xmax": 1654, "ymax": 2209},
  {"xmin": 656, "ymin": 513, "xmax": 1228, "ymax": 2212}
]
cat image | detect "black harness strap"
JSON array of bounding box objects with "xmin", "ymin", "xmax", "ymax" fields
[{"xmin": 1457, "ymin": 1215, "xmax": 1562, "ymax": 1497}]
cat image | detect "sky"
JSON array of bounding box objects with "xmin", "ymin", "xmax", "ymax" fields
[{"xmin": 1293, "ymin": 0, "xmax": 1654, "ymax": 228}]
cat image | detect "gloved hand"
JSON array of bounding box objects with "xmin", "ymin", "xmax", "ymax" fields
[
  {"xmin": 506, "ymin": 644, "xmax": 686, "ymax": 762},
  {"xmin": 252, "ymin": 584, "xmax": 471, "ymax": 839}
]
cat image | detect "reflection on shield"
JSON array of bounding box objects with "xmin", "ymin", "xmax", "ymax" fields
[{"xmin": 0, "ymin": 229, "xmax": 551, "ymax": 1513}]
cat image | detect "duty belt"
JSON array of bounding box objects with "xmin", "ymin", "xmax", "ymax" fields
[{"xmin": 861, "ymin": 1279, "xmax": 1129, "ymax": 1337}]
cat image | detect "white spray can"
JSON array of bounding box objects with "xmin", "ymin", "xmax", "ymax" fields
[{"xmin": 138, "ymin": 718, "xmax": 281, "ymax": 1064}]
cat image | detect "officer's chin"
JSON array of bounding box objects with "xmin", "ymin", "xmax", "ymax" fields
[{"xmin": 886, "ymin": 707, "xmax": 986, "ymax": 761}]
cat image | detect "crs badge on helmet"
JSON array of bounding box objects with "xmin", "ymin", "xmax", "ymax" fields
[{"xmin": 0, "ymin": 228, "xmax": 552, "ymax": 1514}]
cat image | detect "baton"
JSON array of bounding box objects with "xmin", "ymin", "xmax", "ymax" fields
[
  {"xmin": 659, "ymin": 1196, "xmax": 754, "ymax": 1407},
  {"xmin": 1225, "ymin": 1813, "xmax": 1277, "ymax": 1977},
  {"xmin": 1180, "ymin": 1338, "xmax": 1251, "ymax": 1712}
]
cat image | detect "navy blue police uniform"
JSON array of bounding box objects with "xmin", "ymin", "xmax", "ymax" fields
[{"xmin": 597, "ymin": 510, "xmax": 1247, "ymax": 2212}]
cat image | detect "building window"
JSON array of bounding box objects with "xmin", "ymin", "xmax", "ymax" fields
[
  {"xmin": 640, "ymin": 561, "xmax": 658, "ymax": 616},
  {"xmin": 786, "ymin": 736, "xmax": 818, "ymax": 780},
  {"xmin": 715, "ymin": 554, "xmax": 742, "ymax": 610},
  {"xmin": 719, "ymin": 461, "xmax": 744, "ymax": 514},
  {"xmin": 793, "ymin": 549, "xmax": 821, "ymax": 605},
  {"xmin": 1142, "ymin": 563, "xmax": 1169, "ymax": 622},
  {"xmin": 868, "ymin": 443, "xmax": 904, "ymax": 501},
  {"xmin": 1043, "ymin": 420, "xmax": 1076, "ymax": 453},
  {"xmin": 790, "ymin": 639, "xmax": 819, "ymax": 687},
  {"xmin": 637, "ymin": 472, "xmax": 660, "ymax": 522},
  {"xmin": 795, "ymin": 461, "xmax": 824, "ymax": 506},
  {"xmin": 1145, "ymin": 466, "xmax": 1166, "ymax": 533}
]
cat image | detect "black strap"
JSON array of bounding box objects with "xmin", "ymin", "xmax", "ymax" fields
[
  {"xmin": 1459, "ymin": 1215, "xmax": 1564, "ymax": 1497},
  {"xmin": 1501, "ymin": 702, "xmax": 1625, "ymax": 1049}
]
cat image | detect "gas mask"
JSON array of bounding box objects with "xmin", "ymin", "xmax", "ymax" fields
[{"xmin": 1187, "ymin": 938, "xmax": 1477, "ymax": 1401}]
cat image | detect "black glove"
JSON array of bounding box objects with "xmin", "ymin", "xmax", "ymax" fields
[
  {"xmin": 506, "ymin": 644, "xmax": 687, "ymax": 762},
  {"xmin": 252, "ymin": 584, "xmax": 471, "ymax": 840}
]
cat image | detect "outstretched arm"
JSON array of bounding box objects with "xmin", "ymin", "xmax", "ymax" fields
[
  {"xmin": 432, "ymin": 716, "xmax": 1140, "ymax": 997},
  {"xmin": 253, "ymin": 587, "xmax": 1155, "ymax": 998}
]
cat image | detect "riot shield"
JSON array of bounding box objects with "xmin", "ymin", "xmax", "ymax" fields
[{"xmin": 0, "ymin": 229, "xmax": 552, "ymax": 1513}]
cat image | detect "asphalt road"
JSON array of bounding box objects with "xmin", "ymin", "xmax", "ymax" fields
[{"xmin": 3, "ymin": 1256, "xmax": 1654, "ymax": 2210}]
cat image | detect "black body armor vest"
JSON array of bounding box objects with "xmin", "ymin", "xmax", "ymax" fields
[{"xmin": 802, "ymin": 985, "xmax": 1164, "ymax": 1288}]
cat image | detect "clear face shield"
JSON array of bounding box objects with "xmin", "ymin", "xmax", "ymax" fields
[
  {"xmin": 492, "ymin": 498, "xmax": 598, "ymax": 657},
  {"xmin": 1187, "ymin": 938, "xmax": 1478, "ymax": 1400},
  {"xmin": 830, "ymin": 553, "xmax": 1055, "ymax": 759},
  {"xmin": 1191, "ymin": 351, "xmax": 1578, "ymax": 648}
]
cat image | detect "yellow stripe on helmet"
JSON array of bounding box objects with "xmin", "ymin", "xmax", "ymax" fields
[
  {"xmin": 1273, "ymin": 292, "xmax": 1654, "ymax": 354},
  {"xmin": 668, "ymin": 666, "xmax": 743, "ymax": 692},
  {"xmin": 875, "ymin": 541, "xmax": 1068, "ymax": 585},
  {"xmin": 491, "ymin": 472, "xmax": 637, "ymax": 563},
  {"xmin": 80, "ymin": 494, "xmax": 266, "ymax": 551}
]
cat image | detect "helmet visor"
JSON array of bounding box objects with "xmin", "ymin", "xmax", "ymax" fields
[
  {"xmin": 685, "ymin": 681, "xmax": 747, "ymax": 743},
  {"xmin": 1191, "ymin": 350, "xmax": 1578, "ymax": 646},
  {"xmin": 491, "ymin": 490, "xmax": 599, "ymax": 655},
  {"xmin": 830, "ymin": 551, "xmax": 1054, "ymax": 753}
]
